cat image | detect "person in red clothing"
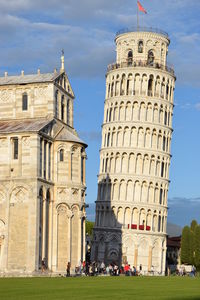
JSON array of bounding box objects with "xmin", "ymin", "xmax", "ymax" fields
[{"xmin": 124, "ymin": 263, "xmax": 130, "ymax": 276}]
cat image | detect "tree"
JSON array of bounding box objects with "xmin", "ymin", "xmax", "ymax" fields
[
  {"xmin": 191, "ymin": 220, "xmax": 198, "ymax": 233},
  {"xmin": 181, "ymin": 226, "xmax": 191, "ymax": 264},
  {"xmin": 189, "ymin": 220, "xmax": 198, "ymax": 265},
  {"xmin": 86, "ymin": 220, "xmax": 94, "ymax": 237},
  {"xmin": 189, "ymin": 230, "xmax": 195, "ymax": 265},
  {"xmin": 194, "ymin": 225, "xmax": 200, "ymax": 270}
]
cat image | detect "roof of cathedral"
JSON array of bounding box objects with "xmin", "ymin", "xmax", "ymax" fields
[
  {"xmin": 0, "ymin": 118, "xmax": 51, "ymax": 133},
  {"xmin": 0, "ymin": 72, "xmax": 60, "ymax": 86},
  {"xmin": 0, "ymin": 118, "xmax": 87, "ymax": 146},
  {"xmin": 55, "ymin": 127, "xmax": 87, "ymax": 146}
]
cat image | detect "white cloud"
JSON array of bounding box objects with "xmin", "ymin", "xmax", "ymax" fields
[
  {"xmin": 168, "ymin": 197, "xmax": 200, "ymax": 205},
  {"xmin": 0, "ymin": 0, "xmax": 199, "ymax": 84}
]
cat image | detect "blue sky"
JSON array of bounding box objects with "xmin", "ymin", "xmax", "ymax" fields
[{"xmin": 0, "ymin": 0, "xmax": 200, "ymax": 226}]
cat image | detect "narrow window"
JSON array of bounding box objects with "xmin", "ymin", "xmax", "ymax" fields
[
  {"xmin": 166, "ymin": 84, "xmax": 169, "ymax": 98},
  {"xmin": 60, "ymin": 149, "xmax": 64, "ymax": 162},
  {"xmin": 161, "ymin": 162, "xmax": 164, "ymax": 177},
  {"xmin": 107, "ymin": 133, "xmax": 110, "ymax": 147},
  {"xmin": 148, "ymin": 50, "xmax": 154, "ymax": 65},
  {"xmin": 160, "ymin": 189, "xmax": 163, "ymax": 205},
  {"xmin": 106, "ymin": 109, "xmax": 109, "ymax": 122},
  {"xmin": 13, "ymin": 138, "xmax": 18, "ymax": 159},
  {"xmin": 39, "ymin": 138, "xmax": 42, "ymax": 176},
  {"xmin": 163, "ymin": 136, "xmax": 166, "ymax": 151},
  {"xmin": 158, "ymin": 216, "xmax": 161, "ymax": 232},
  {"xmin": 164, "ymin": 111, "xmax": 168, "ymax": 125},
  {"xmin": 127, "ymin": 50, "xmax": 133, "ymax": 65},
  {"xmin": 48, "ymin": 144, "xmax": 51, "ymax": 179},
  {"xmin": 138, "ymin": 40, "xmax": 143, "ymax": 53},
  {"xmin": 61, "ymin": 96, "xmax": 65, "ymax": 121},
  {"xmin": 111, "ymin": 83, "xmax": 114, "ymax": 97},
  {"xmin": 55, "ymin": 90, "xmax": 58, "ymax": 117},
  {"xmin": 105, "ymin": 158, "xmax": 108, "ymax": 172},
  {"xmin": 81, "ymin": 156, "xmax": 84, "ymax": 183},
  {"xmin": 104, "ymin": 134, "xmax": 106, "ymax": 147},
  {"xmin": 148, "ymin": 76, "xmax": 153, "ymax": 96},
  {"xmin": 43, "ymin": 141, "xmax": 47, "ymax": 179},
  {"xmin": 109, "ymin": 108, "xmax": 112, "ymax": 122},
  {"xmin": 67, "ymin": 100, "xmax": 70, "ymax": 125},
  {"xmin": 108, "ymin": 84, "xmax": 110, "ymax": 98},
  {"xmin": 22, "ymin": 93, "xmax": 28, "ymax": 111}
]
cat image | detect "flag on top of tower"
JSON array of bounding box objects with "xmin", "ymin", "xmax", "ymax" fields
[{"xmin": 137, "ymin": 1, "xmax": 147, "ymax": 14}]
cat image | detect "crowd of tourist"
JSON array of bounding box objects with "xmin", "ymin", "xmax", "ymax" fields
[
  {"xmin": 175, "ymin": 265, "xmax": 196, "ymax": 277},
  {"xmin": 67, "ymin": 261, "xmax": 140, "ymax": 277}
]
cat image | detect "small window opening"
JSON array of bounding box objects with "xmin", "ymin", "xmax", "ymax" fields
[
  {"xmin": 55, "ymin": 90, "xmax": 58, "ymax": 117},
  {"xmin": 161, "ymin": 162, "xmax": 165, "ymax": 177},
  {"xmin": 127, "ymin": 51, "xmax": 133, "ymax": 65},
  {"xmin": 60, "ymin": 149, "xmax": 64, "ymax": 162},
  {"xmin": 148, "ymin": 50, "xmax": 154, "ymax": 65},
  {"xmin": 61, "ymin": 96, "xmax": 65, "ymax": 121},
  {"xmin": 148, "ymin": 76, "xmax": 153, "ymax": 96},
  {"xmin": 160, "ymin": 189, "xmax": 163, "ymax": 205},
  {"xmin": 22, "ymin": 93, "xmax": 28, "ymax": 111},
  {"xmin": 13, "ymin": 138, "xmax": 18, "ymax": 160},
  {"xmin": 138, "ymin": 41, "xmax": 143, "ymax": 53}
]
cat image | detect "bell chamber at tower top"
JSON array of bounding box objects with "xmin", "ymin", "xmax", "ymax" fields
[
  {"xmin": 107, "ymin": 28, "xmax": 175, "ymax": 76},
  {"xmin": 106, "ymin": 28, "xmax": 176, "ymax": 102}
]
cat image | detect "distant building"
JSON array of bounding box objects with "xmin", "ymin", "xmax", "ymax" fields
[
  {"xmin": 92, "ymin": 27, "xmax": 176, "ymax": 275},
  {"xmin": 0, "ymin": 54, "xmax": 87, "ymax": 275},
  {"xmin": 166, "ymin": 236, "xmax": 181, "ymax": 266}
]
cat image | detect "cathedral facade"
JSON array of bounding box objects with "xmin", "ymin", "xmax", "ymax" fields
[
  {"xmin": 0, "ymin": 55, "xmax": 87, "ymax": 275},
  {"xmin": 92, "ymin": 28, "xmax": 175, "ymax": 275}
]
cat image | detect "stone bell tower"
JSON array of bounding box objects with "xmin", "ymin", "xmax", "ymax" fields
[{"xmin": 92, "ymin": 27, "xmax": 175, "ymax": 275}]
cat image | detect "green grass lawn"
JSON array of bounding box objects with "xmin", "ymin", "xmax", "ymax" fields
[{"xmin": 0, "ymin": 276, "xmax": 200, "ymax": 300}]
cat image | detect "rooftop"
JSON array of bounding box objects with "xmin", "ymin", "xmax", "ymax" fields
[
  {"xmin": 55, "ymin": 127, "xmax": 87, "ymax": 147},
  {"xmin": 0, "ymin": 118, "xmax": 87, "ymax": 146},
  {"xmin": 116, "ymin": 26, "xmax": 169, "ymax": 39},
  {"xmin": 0, "ymin": 118, "xmax": 52, "ymax": 133},
  {"xmin": 0, "ymin": 72, "xmax": 60, "ymax": 86}
]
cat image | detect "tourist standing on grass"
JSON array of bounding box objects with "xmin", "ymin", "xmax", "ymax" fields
[
  {"xmin": 139, "ymin": 264, "xmax": 142, "ymax": 275},
  {"xmin": 124, "ymin": 263, "xmax": 129, "ymax": 276},
  {"xmin": 100, "ymin": 261, "xmax": 105, "ymax": 274},
  {"xmin": 66, "ymin": 262, "xmax": 71, "ymax": 277},
  {"xmin": 106, "ymin": 265, "xmax": 109, "ymax": 275},
  {"xmin": 191, "ymin": 265, "xmax": 196, "ymax": 277},
  {"xmin": 109, "ymin": 264, "xmax": 113, "ymax": 275},
  {"xmin": 82, "ymin": 261, "xmax": 86, "ymax": 274},
  {"xmin": 134, "ymin": 266, "xmax": 137, "ymax": 276},
  {"xmin": 41, "ymin": 258, "xmax": 46, "ymax": 272},
  {"xmin": 114, "ymin": 265, "xmax": 118, "ymax": 276}
]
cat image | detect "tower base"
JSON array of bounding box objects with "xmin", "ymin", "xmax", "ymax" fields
[{"xmin": 92, "ymin": 227, "xmax": 166, "ymax": 276}]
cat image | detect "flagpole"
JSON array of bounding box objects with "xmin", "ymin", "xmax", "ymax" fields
[{"xmin": 137, "ymin": 1, "xmax": 139, "ymax": 30}]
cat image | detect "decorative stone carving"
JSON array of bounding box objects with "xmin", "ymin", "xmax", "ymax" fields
[
  {"xmin": 35, "ymin": 87, "xmax": 48, "ymax": 98},
  {"xmin": 57, "ymin": 188, "xmax": 69, "ymax": 201},
  {"xmin": 0, "ymin": 90, "xmax": 14, "ymax": 103},
  {"xmin": 22, "ymin": 136, "xmax": 30, "ymax": 146},
  {"xmin": 0, "ymin": 192, "xmax": 5, "ymax": 203},
  {"xmin": 57, "ymin": 203, "xmax": 68, "ymax": 214},
  {"xmin": 72, "ymin": 188, "xmax": 79, "ymax": 195},
  {"xmin": 0, "ymin": 139, "xmax": 7, "ymax": 147},
  {"xmin": 10, "ymin": 187, "xmax": 28, "ymax": 204}
]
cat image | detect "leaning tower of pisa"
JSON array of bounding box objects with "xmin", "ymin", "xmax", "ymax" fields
[{"xmin": 92, "ymin": 27, "xmax": 175, "ymax": 275}]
